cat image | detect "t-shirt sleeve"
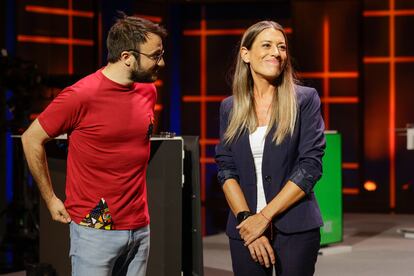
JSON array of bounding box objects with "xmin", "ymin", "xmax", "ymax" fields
[{"xmin": 38, "ymin": 87, "xmax": 84, "ymax": 137}]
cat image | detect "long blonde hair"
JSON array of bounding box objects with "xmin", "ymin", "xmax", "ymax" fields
[{"xmin": 224, "ymin": 21, "xmax": 297, "ymax": 145}]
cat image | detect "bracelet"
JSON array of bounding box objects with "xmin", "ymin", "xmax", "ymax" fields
[{"xmin": 259, "ymin": 211, "xmax": 271, "ymax": 223}]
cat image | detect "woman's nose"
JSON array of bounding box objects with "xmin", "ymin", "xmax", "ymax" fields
[{"xmin": 271, "ymin": 45, "xmax": 281, "ymax": 57}]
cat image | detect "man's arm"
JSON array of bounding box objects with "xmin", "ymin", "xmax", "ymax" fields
[{"xmin": 21, "ymin": 119, "xmax": 71, "ymax": 223}]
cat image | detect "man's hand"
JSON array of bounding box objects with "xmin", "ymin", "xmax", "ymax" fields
[
  {"xmin": 247, "ymin": 236, "xmax": 275, "ymax": 268},
  {"xmin": 237, "ymin": 213, "xmax": 270, "ymax": 245},
  {"xmin": 46, "ymin": 196, "xmax": 71, "ymax": 223}
]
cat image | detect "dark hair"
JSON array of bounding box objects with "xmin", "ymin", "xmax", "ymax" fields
[{"xmin": 106, "ymin": 12, "xmax": 167, "ymax": 63}]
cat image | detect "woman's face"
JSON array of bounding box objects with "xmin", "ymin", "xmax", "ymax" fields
[{"xmin": 241, "ymin": 28, "xmax": 287, "ymax": 82}]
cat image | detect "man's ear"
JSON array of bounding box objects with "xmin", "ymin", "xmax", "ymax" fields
[
  {"xmin": 121, "ymin": 51, "xmax": 132, "ymax": 67},
  {"xmin": 240, "ymin": 47, "xmax": 250, "ymax": 64}
]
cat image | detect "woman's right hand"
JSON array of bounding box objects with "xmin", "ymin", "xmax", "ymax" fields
[{"xmin": 247, "ymin": 235, "xmax": 276, "ymax": 268}]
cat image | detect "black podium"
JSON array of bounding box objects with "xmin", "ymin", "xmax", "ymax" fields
[
  {"xmin": 38, "ymin": 136, "xmax": 203, "ymax": 276},
  {"xmin": 143, "ymin": 136, "xmax": 204, "ymax": 276}
]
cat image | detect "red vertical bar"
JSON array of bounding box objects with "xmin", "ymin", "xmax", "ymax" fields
[
  {"xmin": 323, "ymin": 17, "xmax": 330, "ymax": 129},
  {"xmin": 389, "ymin": 0, "xmax": 396, "ymax": 209},
  {"xmin": 200, "ymin": 13, "xmax": 207, "ymax": 235},
  {"xmin": 68, "ymin": 0, "xmax": 73, "ymax": 74}
]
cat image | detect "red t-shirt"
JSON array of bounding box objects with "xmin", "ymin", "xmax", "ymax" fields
[{"xmin": 38, "ymin": 68, "xmax": 156, "ymax": 230}]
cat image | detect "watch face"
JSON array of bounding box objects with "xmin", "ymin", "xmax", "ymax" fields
[{"xmin": 237, "ymin": 211, "xmax": 252, "ymax": 224}]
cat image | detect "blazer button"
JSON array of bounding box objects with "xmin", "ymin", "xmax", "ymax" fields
[{"xmin": 265, "ymin": 175, "xmax": 272, "ymax": 182}]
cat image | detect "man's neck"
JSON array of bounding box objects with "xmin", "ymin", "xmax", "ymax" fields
[{"xmin": 101, "ymin": 62, "xmax": 133, "ymax": 86}]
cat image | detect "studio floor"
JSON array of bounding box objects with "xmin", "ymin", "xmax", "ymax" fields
[{"xmin": 2, "ymin": 213, "xmax": 414, "ymax": 276}]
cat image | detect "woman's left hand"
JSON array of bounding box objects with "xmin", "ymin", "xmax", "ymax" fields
[{"xmin": 237, "ymin": 213, "xmax": 270, "ymax": 246}]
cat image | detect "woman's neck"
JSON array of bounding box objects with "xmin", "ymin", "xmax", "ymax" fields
[{"xmin": 251, "ymin": 74, "xmax": 277, "ymax": 99}]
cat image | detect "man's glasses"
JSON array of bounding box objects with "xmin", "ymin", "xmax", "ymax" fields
[{"xmin": 127, "ymin": 49, "xmax": 164, "ymax": 64}]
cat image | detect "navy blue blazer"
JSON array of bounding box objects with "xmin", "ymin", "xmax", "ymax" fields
[{"xmin": 215, "ymin": 85, "xmax": 326, "ymax": 239}]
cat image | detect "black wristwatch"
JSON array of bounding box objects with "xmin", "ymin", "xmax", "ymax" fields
[{"xmin": 236, "ymin": 211, "xmax": 252, "ymax": 224}]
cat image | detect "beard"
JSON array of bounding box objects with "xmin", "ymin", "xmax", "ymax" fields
[{"xmin": 129, "ymin": 65, "xmax": 160, "ymax": 83}]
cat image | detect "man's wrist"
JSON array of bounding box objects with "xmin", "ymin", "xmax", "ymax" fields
[
  {"xmin": 236, "ymin": 210, "xmax": 252, "ymax": 224},
  {"xmin": 44, "ymin": 193, "xmax": 56, "ymax": 206}
]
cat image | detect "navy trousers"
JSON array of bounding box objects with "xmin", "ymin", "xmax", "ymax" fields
[{"xmin": 229, "ymin": 228, "xmax": 320, "ymax": 276}]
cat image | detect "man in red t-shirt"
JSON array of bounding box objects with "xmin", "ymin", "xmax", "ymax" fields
[{"xmin": 22, "ymin": 14, "xmax": 166, "ymax": 275}]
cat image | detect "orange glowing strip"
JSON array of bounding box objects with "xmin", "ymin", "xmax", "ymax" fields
[
  {"xmin": 183, "ymin": 27, "xmax": 292, "ymax": 36},
  {"xmin": 364, "ymin": 10, "xmax": 414, "ymax": 17},
  {"xmin": 323, "ymin": 17, "xmax": 330, "ymax": 129},
  {"xmin": 68, "ymin": 0, "xmax": 73, "ymax": 75},
  {"xmin": 364, "ymin": 56, "xmax": 414, "ymax": 63},
  {"xmin": 389, "ymin": 0, "xmax": 396, "ymax": 209},
  {"xmin": 154, "ymin": 80, "xmax": 163, "ymax": 87},
  {"xmin": 135, "ymin": 14, "xmax": 162, "ymax": 23},
  {"xmin": 321, "ymin": 97, "xmax": 359, "ymax": 104},
  {"xmin": 394, "ymin": 10, "xmax": 414, "ymax": 16},
  {"xmin": 182, "ymin": 95, "xmax": 226, "ymax": 102},
  {"xmin": 299, "ymin": 72, "xmax": 358, "ymax": 78},
  {"xmin": 342, "ymin": 162, "xmax": 359, "ymax": 169},
  {"xmin": 200, "ymin": 139, "xmax": 220, "ymax": 145},
  {"xmin": 364, "ymin": 57, "xmax": 391, "ymax": 63},
  {"xmin": 25, "ymin": 5, "xmax": 94, "ymax": 17},
  {"xmin": 201, "ymin": 157, "xmax": 215, "ymax": 163},
  {"xmin": 154, "ymin": 104, "xmax": 163, "ymax": 111},
  {"xmin": 392, "ymin": 57, "xmax": 414, "ymax": 63},
  {"xmin": 364, "ymin": 10, "xmax": 391, "ymax": 17},
  {"xmin": 343, "ymin": 188, "xmax": 360, "ymax": 195},
  {"xmin": 17, "ymin": 35, "xmax": 94, "ymax": 46}
]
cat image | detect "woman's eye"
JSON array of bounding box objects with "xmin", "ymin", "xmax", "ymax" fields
[
  {"xmin": 262, "ymin": 44, "xmax": 271, "ymax": 48},
  {"xmin": 278, "ymin": 45, "xmax": 287, "ymax": 51}
]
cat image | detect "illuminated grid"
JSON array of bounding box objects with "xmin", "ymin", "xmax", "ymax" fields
[
  {"xmin": 296, "ymin": 16, "xmax": 359, "ymax": 195},
  {"xmin": 17, "ymin": 2, "xmax": 163, "ymax": 111},
  {"xmin": 17, "ymin": 2, "xmax": 95, "ymax": 75},
  {"xmin": 363, "ymin": 0, "xmax": 414, "ymax": 209}
]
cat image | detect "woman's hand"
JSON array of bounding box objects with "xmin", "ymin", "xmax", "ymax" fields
[
  {"xmin": 247, "ymin": 236, "xmax": 275, "ymax": 268},
  {"xmin": 237, "ymin": 212, "xmax": 270, "ymax": 245}
]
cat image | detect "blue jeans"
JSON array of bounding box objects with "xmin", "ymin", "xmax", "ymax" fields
[{"xmin": 69, "ymin": 222, "xmax": 150, "ymax": 276}]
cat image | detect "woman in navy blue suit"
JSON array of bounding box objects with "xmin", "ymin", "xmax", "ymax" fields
[{"xmin": 215, "ymin": 21, "xmax": 326, "ymax": 276}]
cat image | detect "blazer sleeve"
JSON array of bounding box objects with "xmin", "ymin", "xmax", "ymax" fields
[
  {"xmin": 215, "ymin": 99, "xmax": 240, "ymax": 186},
  {"xmin": 288, "ymin": 88, "xmax": 326, "ymax": 194}
]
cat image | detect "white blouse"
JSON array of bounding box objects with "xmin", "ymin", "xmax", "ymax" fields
[{"xmin": 249, "ymin": 126, "xmax": 268, "ymax": 213}]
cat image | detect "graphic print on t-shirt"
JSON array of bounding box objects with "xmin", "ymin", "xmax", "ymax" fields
[{"xmin": 79, "ymin": 198, "xmax": 113, "ymax": 230}]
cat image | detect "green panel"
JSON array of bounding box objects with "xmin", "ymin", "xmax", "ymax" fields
[{"xmin": 314, "ymin": 133, "xmax": 342, "ymax": 245}]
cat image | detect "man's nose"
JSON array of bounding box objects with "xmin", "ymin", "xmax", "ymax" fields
[{"xmin": 157, "ymin": 57, "xmax": 165, "ymax": 67}]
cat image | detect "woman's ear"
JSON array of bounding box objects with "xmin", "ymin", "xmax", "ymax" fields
[{"xmin": 240, "ymin": 47, "xmax": 250, "ymax": 64}]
